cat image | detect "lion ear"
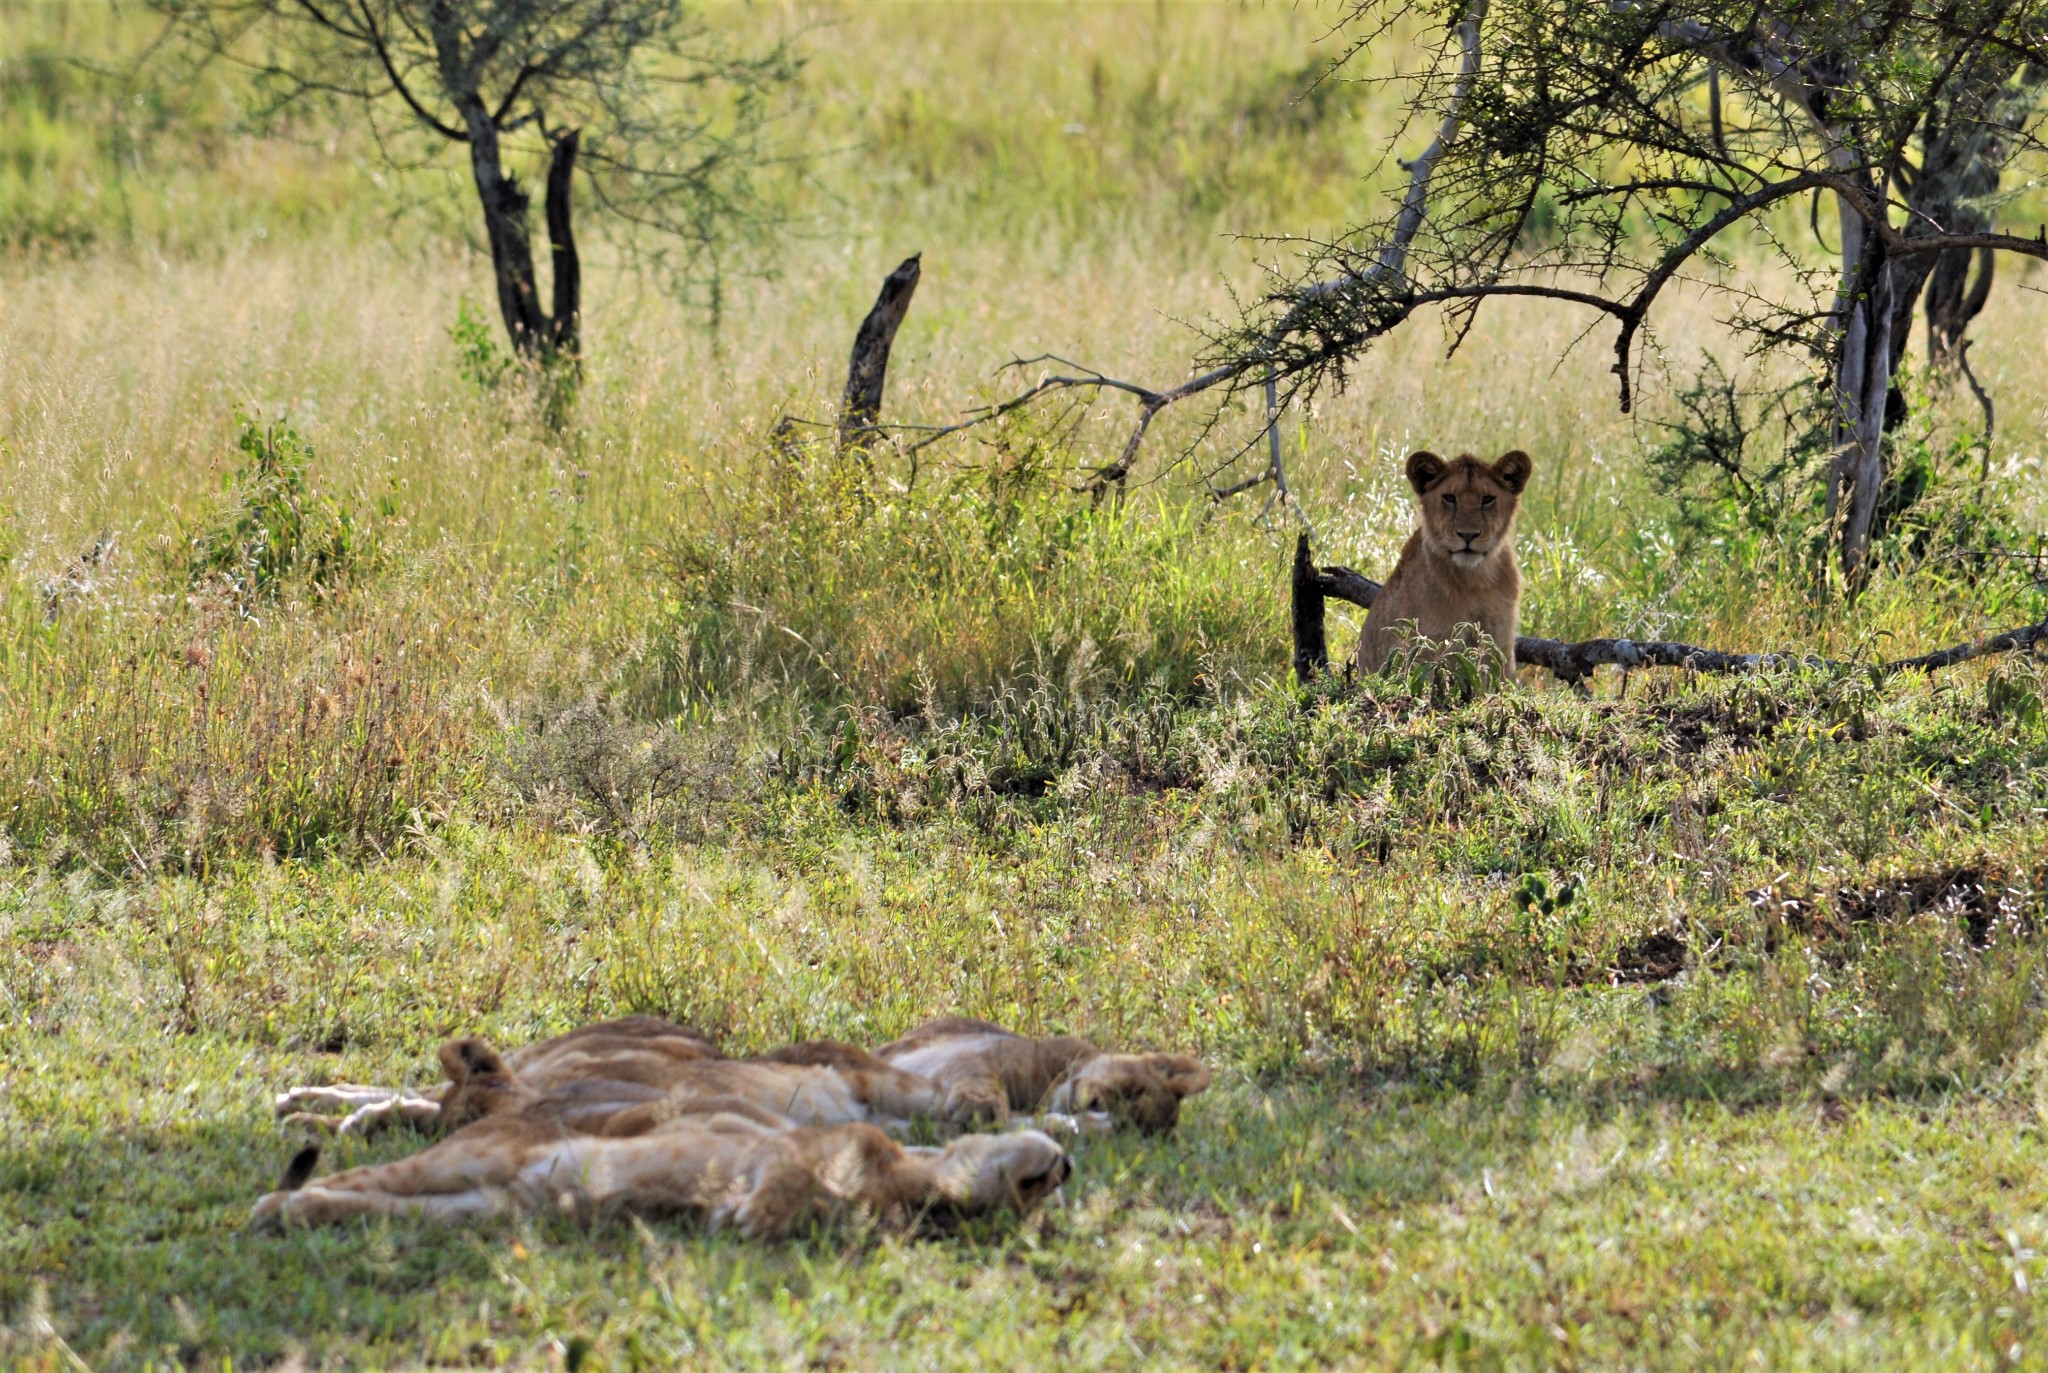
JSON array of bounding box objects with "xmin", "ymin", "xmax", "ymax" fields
[
  {"xmin": 1405, "ymin": 450, "xmax": 1447, "ymax": 494},
  {"xmin": 1493, "ymin": 449, "xmax": 1533, "ymax": 493},
  {"xmin": 1143, "ymin": 1054, "xmax": 1212, "ymax": 1098},
  {"xmin": 438, "ymin": 1037, "xmax": 508, "ymax": 1084}
]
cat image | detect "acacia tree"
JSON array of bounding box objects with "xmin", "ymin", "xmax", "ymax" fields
[
  {"xmin": 942, "ymin": 0, "xmax": 2048, "ymax": 589},
  {"xmin": 156, "ymin": 0, "xmax": 795, "ymax": 367}
]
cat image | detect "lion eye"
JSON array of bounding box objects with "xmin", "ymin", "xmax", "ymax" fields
[
  {"xmin": 1481, "ymin": 495, "xmax": 1496, "ymax": 508},
  {"xmin": 1440, "ymin": 494, "xmax": 1456, "ymax": 509}
]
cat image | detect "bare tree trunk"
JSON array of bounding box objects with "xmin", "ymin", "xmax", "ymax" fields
[
  {"xmin": 839, "ymin": 254, "xmax": 922, "ymax": 455},
  {"xmin": 1822, "ymin": 171, "xmax": 1865, "ymax": 540},
  {"xmin": 458, "ymin": 96, "xmax": 550, "ymax": 359},
  {"xmin": 1836, "ymin": 254, "xmax": 1894, "ymax": 587},
  {"xmin": 544, "ymin": 130, "xmax": 582, "ymax": 363},
  {"xmin": 1927, "ymin": 246, "xmax": 1995, "ymax": 371},
  {"xmin": 1291, "ymin": 533, "xmax": 1329, "ymax": 684}
]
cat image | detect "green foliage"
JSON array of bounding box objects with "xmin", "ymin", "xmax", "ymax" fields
[
  {"xmin": 448, "ymin": 298, "xmax": 512, "ymax": 390},
  {"xmin": 1985, "ymin": 659, "xmax": 2046, "ymax": 732},
  {"xmin": 1642, "ymin": 357, "xmax": 1822, "ymax": 543},
  {"xmin": 1644, "ymin": 358, "xmax": 2031, "ymax": 594},
  {"xmin": 186, "ymin": 413, "xmax": 374, "ymax": 599},
  {"xmin": 1864, "ymin": 413, "xmax": 2026, "ymax": 579},
  {"xmin": 656, "ymin": 432, "xmax": 1277, "ymax": 716}
]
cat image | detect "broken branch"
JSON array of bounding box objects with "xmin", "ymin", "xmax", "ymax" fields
[{"xmin": 840, "ymin": 253, "xmax": 922, "ymax": 456}]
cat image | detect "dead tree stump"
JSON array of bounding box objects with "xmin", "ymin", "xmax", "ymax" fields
[{"xmin": 839, "ymin": 253, "xmax": 922, "ymax": 457}]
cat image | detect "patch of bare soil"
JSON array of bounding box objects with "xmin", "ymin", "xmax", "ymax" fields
[
  {"xmin": 1607, "ymin": 929, "xmax": 1689, "ymax": 983},
  {"xmin": 1833, "ymin": 864, "xmax": 2040, "ymax": 946},
  {"xmin": 1750, "ymin": 863, "xmax": 2043, "ymax": 949},
  {"xmin": 1566, "ymin": 928, "xmax": 1689, "ymax": 986},
  {"xmin": 1652, "ymin": 695, "xmax": 1789, "ymax": 757}
]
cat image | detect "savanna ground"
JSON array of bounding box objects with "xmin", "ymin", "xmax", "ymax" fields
[{"xmin": 6, "ymin": 1, "xmax": 2048, "ymax": 1367}]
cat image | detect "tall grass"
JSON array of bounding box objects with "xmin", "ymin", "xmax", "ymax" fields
[{"xmin": 1, "ymin": 0, "xmax": 2044, "ymax": 870}]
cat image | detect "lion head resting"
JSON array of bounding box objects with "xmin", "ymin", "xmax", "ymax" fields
[{"xmin": 1048, "ymin": 1053, "xmax": 1212, "ymax": 1134}]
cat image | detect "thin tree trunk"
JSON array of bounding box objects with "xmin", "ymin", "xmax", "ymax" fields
[
  {"xmin": 1823, "ymin": 183, "xmax": 1867, "ymax": 549},
  {"xmin": 1838, "ymin": 256, "xmax": 1894, "ymax": 586},
  {"xmin": 458, "ymin": 96, "xmax": 548, "ymax": 359},
  {"xmin": 1927, "ymin": 246, "xmax": 1994, "ymax": 371},
  {"xmin": 545, "ymin": 130, "xmax": 582, "ymax": 363},
  {"xmin": 1291, "ymin": 533, "xmax": 1329, "ymax": 684}
]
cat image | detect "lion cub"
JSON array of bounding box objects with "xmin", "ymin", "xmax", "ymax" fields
[
  {"xmin": 252, "ymin": 1109, "xmax": 1072, "ymax": 1237},
  {"xmin": 1356, "ymin": 449, "xmax": 1532, "ymax": 675}
]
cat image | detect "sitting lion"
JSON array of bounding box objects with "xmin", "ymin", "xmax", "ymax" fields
[
  {"xmin": 251, "ymin": 1103, "xmax": 1072, "ymax": 1237},
  {"xmin": 876, "ymin": 1018, "xmax": 1211, "ymax": 1133},
  {"xmin": 1356, "ymin": 448, "xmax": 1533, "ymax": 676}
]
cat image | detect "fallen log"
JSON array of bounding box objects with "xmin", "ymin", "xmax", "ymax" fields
[{"xmin": 1292, "ymin": 533, "xmax": 2048, "ymax": 687}]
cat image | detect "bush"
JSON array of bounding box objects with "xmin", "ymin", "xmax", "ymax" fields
[
  {"xmin": 655, "ymin": 433, "xmax": 1281, "ymax": 716},
  {"xmin": 187, "ymin": 413, "xmax": 375, "ymax": 600}
]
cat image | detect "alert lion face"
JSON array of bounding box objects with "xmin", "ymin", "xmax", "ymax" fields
[{"xmin": 1407, "ymin": 449, "xmax": 1531, "ymax": 570}]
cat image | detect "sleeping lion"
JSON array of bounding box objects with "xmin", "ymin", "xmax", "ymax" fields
[
  {"xmin": 251, "ymin": 1102, "xmax": 1072, "ymax": 1236},
  {"xmin": 877, "ymin": 1017, "xmax": 1212, "ymax": 1133},
  {"xmin": 279, "ymin": 1014, "xmax": 1208, "ymax": 1139}
]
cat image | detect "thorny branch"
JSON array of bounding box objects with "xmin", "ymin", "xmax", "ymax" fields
[{"xmin": 895, "ymin": 0, "xmax": 2048, "ymax": 534}]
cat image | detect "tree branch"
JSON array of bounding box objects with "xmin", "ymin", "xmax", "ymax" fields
[{"xmin": 342, "ymin": 0, "xmax": 466, "ymax": 140}]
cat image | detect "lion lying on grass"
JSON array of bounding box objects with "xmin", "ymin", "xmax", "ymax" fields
[
  {"xmin": 253, "ymin": 1103, "xmax": 1072, "ymax": 1236},
  {"xmin": 260, "ymin": 1013, "xmax": 1206, "ymax": 1235},
  {"xmin": 279, "ymin": 1015, "xmax": 1209, "ymax": 1139},
  {"xmin": 276, "ymin": 1014, "xmax": 720, "ymax": 1136}
]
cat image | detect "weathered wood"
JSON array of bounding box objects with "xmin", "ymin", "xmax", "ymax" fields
[
  {"xmin": 544, "ymin": 129, "xmax": 582, "ymax": 360},
  {"xmin": 1291, "ymin": 533, "xmax": 1328, "ymax": 683},
  {"xmin": 839, "ymin": 254, "xmax": 922, "ymax": 454},
  {"xmin": 1884, "ymin": 616, "xmax": 2048, "ymax": 675},
  {"xmin": 1509, "ymin": 637, "xmax": 1825, "ymax": 685},
  {"xmin": 1290, "ymin": 535, "xmax": 2048, "ymax": 687}
]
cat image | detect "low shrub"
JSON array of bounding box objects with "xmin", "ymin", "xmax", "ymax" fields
[
  {"xmin": 185, "ymin": 413, "xmax": 376, "ymax": 601},
  {"xmin": 656, "ymin": 432, "xmax": 1281, "ymax": 715}
]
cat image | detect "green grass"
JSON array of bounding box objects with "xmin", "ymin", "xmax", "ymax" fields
[{"xmin": 7, "ymin": 0, "xmax": 2048, "ymax": 1367}]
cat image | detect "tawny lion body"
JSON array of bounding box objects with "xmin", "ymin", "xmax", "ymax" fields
[
  {"xmin": 279, "ymin": 1014, "xmax": 1204, "ymax": 1143},
  {"xmin": 1356, "ymin": 449, "xmax": 1533, "ymax": 676},
  {"xmin": 251, "ymin": 1106, "xmax": 1072, "ymax": 1237},
  {"xmin": 435, "ymin": 1035, "xmax": 1005, "ymax": 1137},
  {"xmin": 877, "ymin": 1017, "xmax": 1211, "ymax": 1133},
  {"xmin": 277, "ymin": 1014, "xmax": 723, "ymax": 1137}
]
